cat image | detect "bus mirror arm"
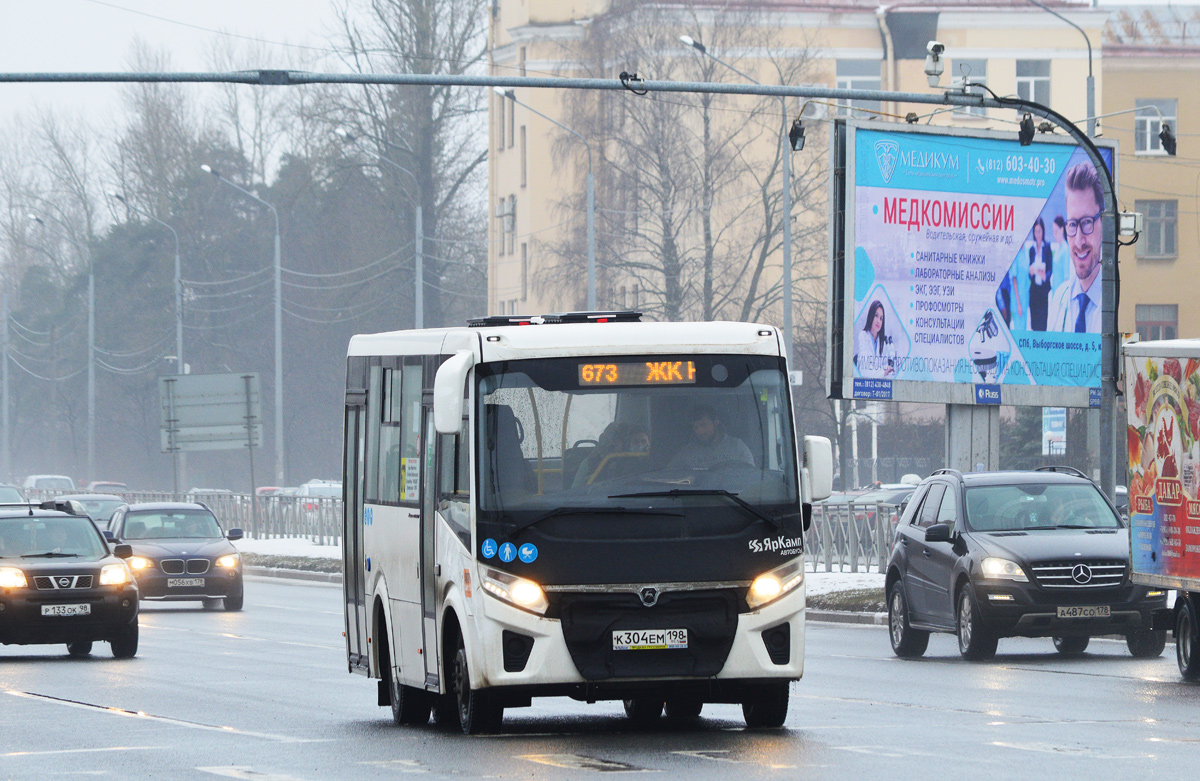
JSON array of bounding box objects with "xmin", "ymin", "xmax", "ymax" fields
[
  {"xmin": 434, "ymin": 350, "xmax": 476, "ymax": 434},
  {"xmin": 803, "ymin": 435, "xmax": 834, "ymax": 502}
]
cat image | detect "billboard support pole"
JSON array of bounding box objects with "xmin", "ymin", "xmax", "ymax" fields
[{"xmin": 946, "ymin": 405, "xmax": 1000, "ymax": 474}]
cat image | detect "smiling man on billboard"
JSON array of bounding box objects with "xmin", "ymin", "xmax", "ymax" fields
[{"xmin": 1048, "ymin": 163, "xmax": 1104, "ymax": 333}]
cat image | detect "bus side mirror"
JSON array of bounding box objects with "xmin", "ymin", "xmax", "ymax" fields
[
  {"xmin": 803, "ymin": 435, "xmax": 833, "ymax": 502},
  {"xmin": 434, "ymin": 350, "xmax": 475, "ymax": 434}
]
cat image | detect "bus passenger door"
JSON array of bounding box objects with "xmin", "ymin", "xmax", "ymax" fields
[
  {"xmin": 420, "ymin": 405, "xmax": 440, "ymax": 689},
  {"xmin": 342, "ymin": 401, "xmax": 369, "ymax": 672}
]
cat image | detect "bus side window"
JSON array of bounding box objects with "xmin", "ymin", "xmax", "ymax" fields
[{"xmin": 438, "ymin": 423, "xmax": 470, "ymax": 546}]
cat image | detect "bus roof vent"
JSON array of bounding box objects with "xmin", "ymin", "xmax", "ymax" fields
[
  {"xmin": 467, "ymin": 315, "xmax": 544, "ymax": 327},
  {"xmin": 541, "ymin": 310, "xmax": 642, "ymax": 324}
]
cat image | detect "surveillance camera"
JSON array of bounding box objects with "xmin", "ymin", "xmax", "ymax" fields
[{"xmin": 924, "ymin": 42, "xmax": 945, "ymax": 87}]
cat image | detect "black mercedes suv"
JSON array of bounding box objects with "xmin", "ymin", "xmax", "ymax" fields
[
  {"xmin": 885, "ymin": 467, "xmax": 1167, "ymax": 661},
  {"xmin": 0, "ymin": 500, "xmax": 140, "ymax": 658}
]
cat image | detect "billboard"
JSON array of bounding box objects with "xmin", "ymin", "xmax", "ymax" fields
[
  {"xmin": 1125, "ymin": 355, "xmax": 1200, "ymax": 584},
  {"xmin": 832, "ymin": 122, "xmax": 1115, "ymax": 408}
]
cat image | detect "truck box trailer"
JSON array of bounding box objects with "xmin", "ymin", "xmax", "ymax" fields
[{"xmin": 1124, "ymin": 339, "xmax": 1200, "ymax": 679}]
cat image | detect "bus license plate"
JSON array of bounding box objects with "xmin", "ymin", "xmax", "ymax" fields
[
  {"xmin": 612, "ymin": 629, "xmax": 687, "ymax": 651},
  {"xmin": 41, "ymin": 604, "xmax": 90, "ymax": 617},
  {"xmin": 1057, "ymin": 605, "xmax": 1110, "ymax": 619},
  {"xmin": 167, "ymin": 578, "xmax": 205, "ymax": 588}
]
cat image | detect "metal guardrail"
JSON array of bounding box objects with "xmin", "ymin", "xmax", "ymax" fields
[
  {"xmin": 25, "ymin": 490, "xmax": 343, "ymax": 546},
  {"xmin": 24, "ymin": 491, "xmax": 900, "ymax": 567},
  {"xmin": 805, "ymin": 501, "xmax": 903, "ymax": 574}
]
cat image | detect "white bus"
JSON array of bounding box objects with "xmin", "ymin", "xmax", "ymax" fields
[{"xmin": 341, "ymin": 312, "xmax": 832, "ymax": 733}]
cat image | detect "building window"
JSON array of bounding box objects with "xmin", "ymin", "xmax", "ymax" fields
[
  {"xmin": 520, "ymin": 126, "xmax": 527, "ymax": 188},
  {"xmin": 1136, "ymin": 304, "xmax": 1178, "ymax": 341},
  {"xmin": 952, "ymin": 59, "xmax": 988, "ymax": 117},
  {"xmin": 631, "ymin": 284, "xmax": 639, "ymax": 309},
  {"xmin": 520, "ymin": 242, "xmax": 528, "ymax": 301},
  {"xmin": 507, "ymin": 97, "xmax": 515, "ymax": 150},
  {"xmin": 496, "ymin": 94, "xmax": 505, "ymax": 150},
  {"xmin": 497, "ymin": 198, "xmax": 507, "ymax": 257},
  {"xmin": 1136, "ymin": 98, "xmax": 1177, "ymax": 154},
  {"xmin": 1136, "ymin": 200, "xmax": 1177, "ymax": 258},
  {"xmin": 1016, "ymin": 60, "xmax": 1050, "ymax": 106},
  {"xmin": 519, "ymin": 46, "xmax": 526, "ymax": 78},
  {"xmin": 835, "ymin": 60, "xmax": 882, "ymax": 117},
  {"xmin": 506, "ymin": 195, "xmax": 516, "ymax": 255}
]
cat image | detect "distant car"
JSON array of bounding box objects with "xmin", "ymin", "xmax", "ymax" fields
[
  {"xmin": 21, "ymin": 475, "xmax": 76, "ymax": 492},
  {"xmin": 0, "ymin": 500, "xmax": 140, "ymax": 658},
  {"xmin": 107, "ymin": 502, "xmax": 244, "ymax": 611},
  {"xmin": 296, "ymin": 480, "xmax": 341, "ymax": 498},
  {"xmin": 0, "ymin": 484, "xmax": 24, "ymax": 504},
  {"xmin": 886, "ymin": 467, "xmax": 1168, "ymax": 662},
  {"xmin": 255, "ymin": 486, "xmax": 282, "ymax": 497},
  {"xmin": 87, "ymin": 481, "xmax": 128, "ymax": 493},
  {"xmin": 57, "ymin": 494, "xmax": 126, "ymax": 530}
]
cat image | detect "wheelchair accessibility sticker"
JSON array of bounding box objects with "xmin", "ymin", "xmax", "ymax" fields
[{"xmin": 481, "ymin": 538, "xmax": 497, "ymax": 559}]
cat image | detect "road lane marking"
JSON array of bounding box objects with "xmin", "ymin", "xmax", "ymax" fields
[
  {"xmin": 257, "ymin": 603, "xmax": 341, "ymax": 615},
  {"xmin": 671, "ymin": 750, "xmax": 796, "ymax": 769},
  {"xmin": 358, "ymin": 759, "xmax": 429, "ymax": 773},
  {"xmin": 3, "ymin": 745, "xmax": 166, "ymax": 758},
  {"xmin": 991, "ymin": 741, "xmax": 1153, "ymax": 759},
  {"xmin": 198, "ymin": 767, "xmax": 310, "ymax": 780},
  {"xmin": 139, "ymin": 621, "xmax": 340, "ymax": 651},
  {"xmin": 519, "ymin": 754, "xmax": 653, "ymax": 772},
  {"xmin": 6, "ymin": 690, "xmax": 325, "ymax": 743}
]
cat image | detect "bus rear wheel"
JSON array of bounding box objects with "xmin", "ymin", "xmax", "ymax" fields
[{"xmin": 452, "ymin": 638, "xmax": 502, "ymax": 734}]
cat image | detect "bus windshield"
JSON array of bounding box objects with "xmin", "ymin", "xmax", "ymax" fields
[{"xmin": 476, "ymin": 354, "xmax": 799, "ymax": 530}]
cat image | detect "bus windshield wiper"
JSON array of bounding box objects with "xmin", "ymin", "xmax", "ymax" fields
[
  {"xmin": 609, "ymin": 489, "xmax": 783, "ymax": 529},
  {"xmin": 508, "ymin": 505, "xmax": 685, "ymax": 534},
  {"xmin": 21, "ymin": 551, "xmax": 80, "ymax": 558}
]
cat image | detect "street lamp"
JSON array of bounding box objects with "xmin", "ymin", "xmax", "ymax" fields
[
  {"xmin": 494, "ymin": 87, "xmax": 596, "ymax": 312},
  {"xmin": 1025, "ymin": 0, "xmax": 1094, "ymax": 138},
  {"xmin": 680, "ymin": 35, "xmax": 796, "ymax": 364},
  {"xmin": 334, "ymin": 128, "xmax": 426, "ymax": 328},
  {"xmin": 110, "ymin": 191, "xmax": 185, "ymax": 493},
  {"xmin": 29, "ymin": 212, "xmax": 95, "ymax": 484},
  {"xmin": 201, "ymin": 165, "xmax": 285, "ymax": 485}
]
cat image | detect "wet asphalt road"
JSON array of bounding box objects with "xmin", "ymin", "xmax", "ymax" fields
[{"xmin": 3, "ymin": 577, "xmax": 1200, "ymax": 780}]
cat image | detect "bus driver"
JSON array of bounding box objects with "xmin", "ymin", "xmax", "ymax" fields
[{"xmin": 669, "ymin": 405, "xmax": 754, "ymax": 470}]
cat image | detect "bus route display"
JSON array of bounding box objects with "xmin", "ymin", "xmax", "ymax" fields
[{"xmin": 578, "ymin": 361, "xmax": 697, "ymax": 386}]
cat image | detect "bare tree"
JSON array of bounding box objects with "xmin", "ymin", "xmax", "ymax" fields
[
  {"xmin": 541, "ymin": 3, "xmax": 823, "ymax": 328},
  {"xmin": 329, "ymin": 0, "xmax": 490, "ymax": 327}
]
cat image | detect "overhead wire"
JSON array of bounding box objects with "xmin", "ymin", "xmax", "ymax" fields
[{"xmin": 5, "ymin": 354, "xmax": 86, "ymax": 383}]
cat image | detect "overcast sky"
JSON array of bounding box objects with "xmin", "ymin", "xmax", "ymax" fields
[
  {"xmin": 0, "ymin": 0, "xmax": 338, "ymax": 125},
  {"xmin": 0, "ymin": 0, "xmax": 1193, "ymax": 127}
]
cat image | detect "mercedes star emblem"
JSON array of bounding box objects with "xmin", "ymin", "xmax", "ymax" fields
[{"xmin": 1071, "ymin": 564, "xmax": 1093, "ymax": 585}]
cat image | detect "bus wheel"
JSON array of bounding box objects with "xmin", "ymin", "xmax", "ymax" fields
[
  {"xmin": 452, "ymin": 638, "xmax": 502, "ymax": 734},
  {"xmin": 664, "ymin": 696, "xmax": 703, "ymax": 720},
  {"xmin": 380, "ymin": 629, "xmax": 430, "ymax": 726},
  {"xmin": 742, "ymin": 682, "xmax": 789, "ymax": 728}
]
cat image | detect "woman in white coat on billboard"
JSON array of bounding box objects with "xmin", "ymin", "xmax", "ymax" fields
[{"xmin": 854, "ymin": 300, "xmax": 896, "ymax": 379}]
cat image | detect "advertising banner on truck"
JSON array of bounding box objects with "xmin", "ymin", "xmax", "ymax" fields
[
  {"xmin": 834, "ymin": 122, "xmax": 1115, "ymax": 408},
  {"xmin": 1125, "ymin": 355, "xmax": 1200, "ymax": 584}
]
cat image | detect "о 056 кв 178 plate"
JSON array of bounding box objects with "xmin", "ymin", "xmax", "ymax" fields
[
  {"xmin": 1057, "ymin": 605, "xmax": 1111, "ymax": 619},
  {"xmin": 612, "ymin": 629, "xmax": 688, "ymax": 651},
  {"xmin": 167, "ymin": 577, "xmax": 205, "ymax": 588},
  {"xmin": 41, "ymin": 604, "xmax": 90, "ymax": 617}
]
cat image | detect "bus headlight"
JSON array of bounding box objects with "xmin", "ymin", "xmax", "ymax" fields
[
  {"xmin": 99, "ymin": 563, "xmax": 130, "ymax": 585},
  {"xmin": 481, "ymin": 568, "xmax": 548, "ymax": 615},
  {"xmin": 747, "ymin": 558, "xmax": 804, "ymax": 610},
  {"xmin": 0, "ymin": 567, "xmax": 27, "ymax": 589}
]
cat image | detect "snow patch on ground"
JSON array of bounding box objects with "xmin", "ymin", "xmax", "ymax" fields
[
  {"xmin": 236, "ymin": 537, "xmax": 341, "ymax": 559},
  {"xmin": 804, "ymin": 570, "xmax": 885, "ymax": 596}
]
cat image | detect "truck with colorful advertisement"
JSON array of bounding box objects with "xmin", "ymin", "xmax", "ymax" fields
[{"xmin": 1124, "ymin": 339, "xmax": 1200, "ymax": 679}]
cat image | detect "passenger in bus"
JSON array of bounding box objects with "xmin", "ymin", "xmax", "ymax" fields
[
  {"xmin": 572, "ymin": 421, "xmax": 632, "ymax": 486},
  {"xmin": 629, "ymin": 425, "xmax": 651, "ymax": 454},
  {"xmin": 668, "ymin": 405, "xmax": 754, "ymax": 470}
]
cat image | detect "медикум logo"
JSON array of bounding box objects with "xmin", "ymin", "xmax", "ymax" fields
[{"xmin": 874, "ymin": 138, "xmax": 900, "ymax": 184}]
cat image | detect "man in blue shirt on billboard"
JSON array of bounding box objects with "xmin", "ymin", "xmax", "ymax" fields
[{"xmin": 1048, "ymin": 163, "xmax": 1103, "ymax": 333}]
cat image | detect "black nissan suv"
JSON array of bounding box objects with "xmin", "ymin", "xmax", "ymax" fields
[
  {"xmin": 0, "ymin": 500, "xmax": 140, "ymax": 658},
  {"xmin": 885, "ymin": 467, "xmax": 1167, "ymax": 661}
]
